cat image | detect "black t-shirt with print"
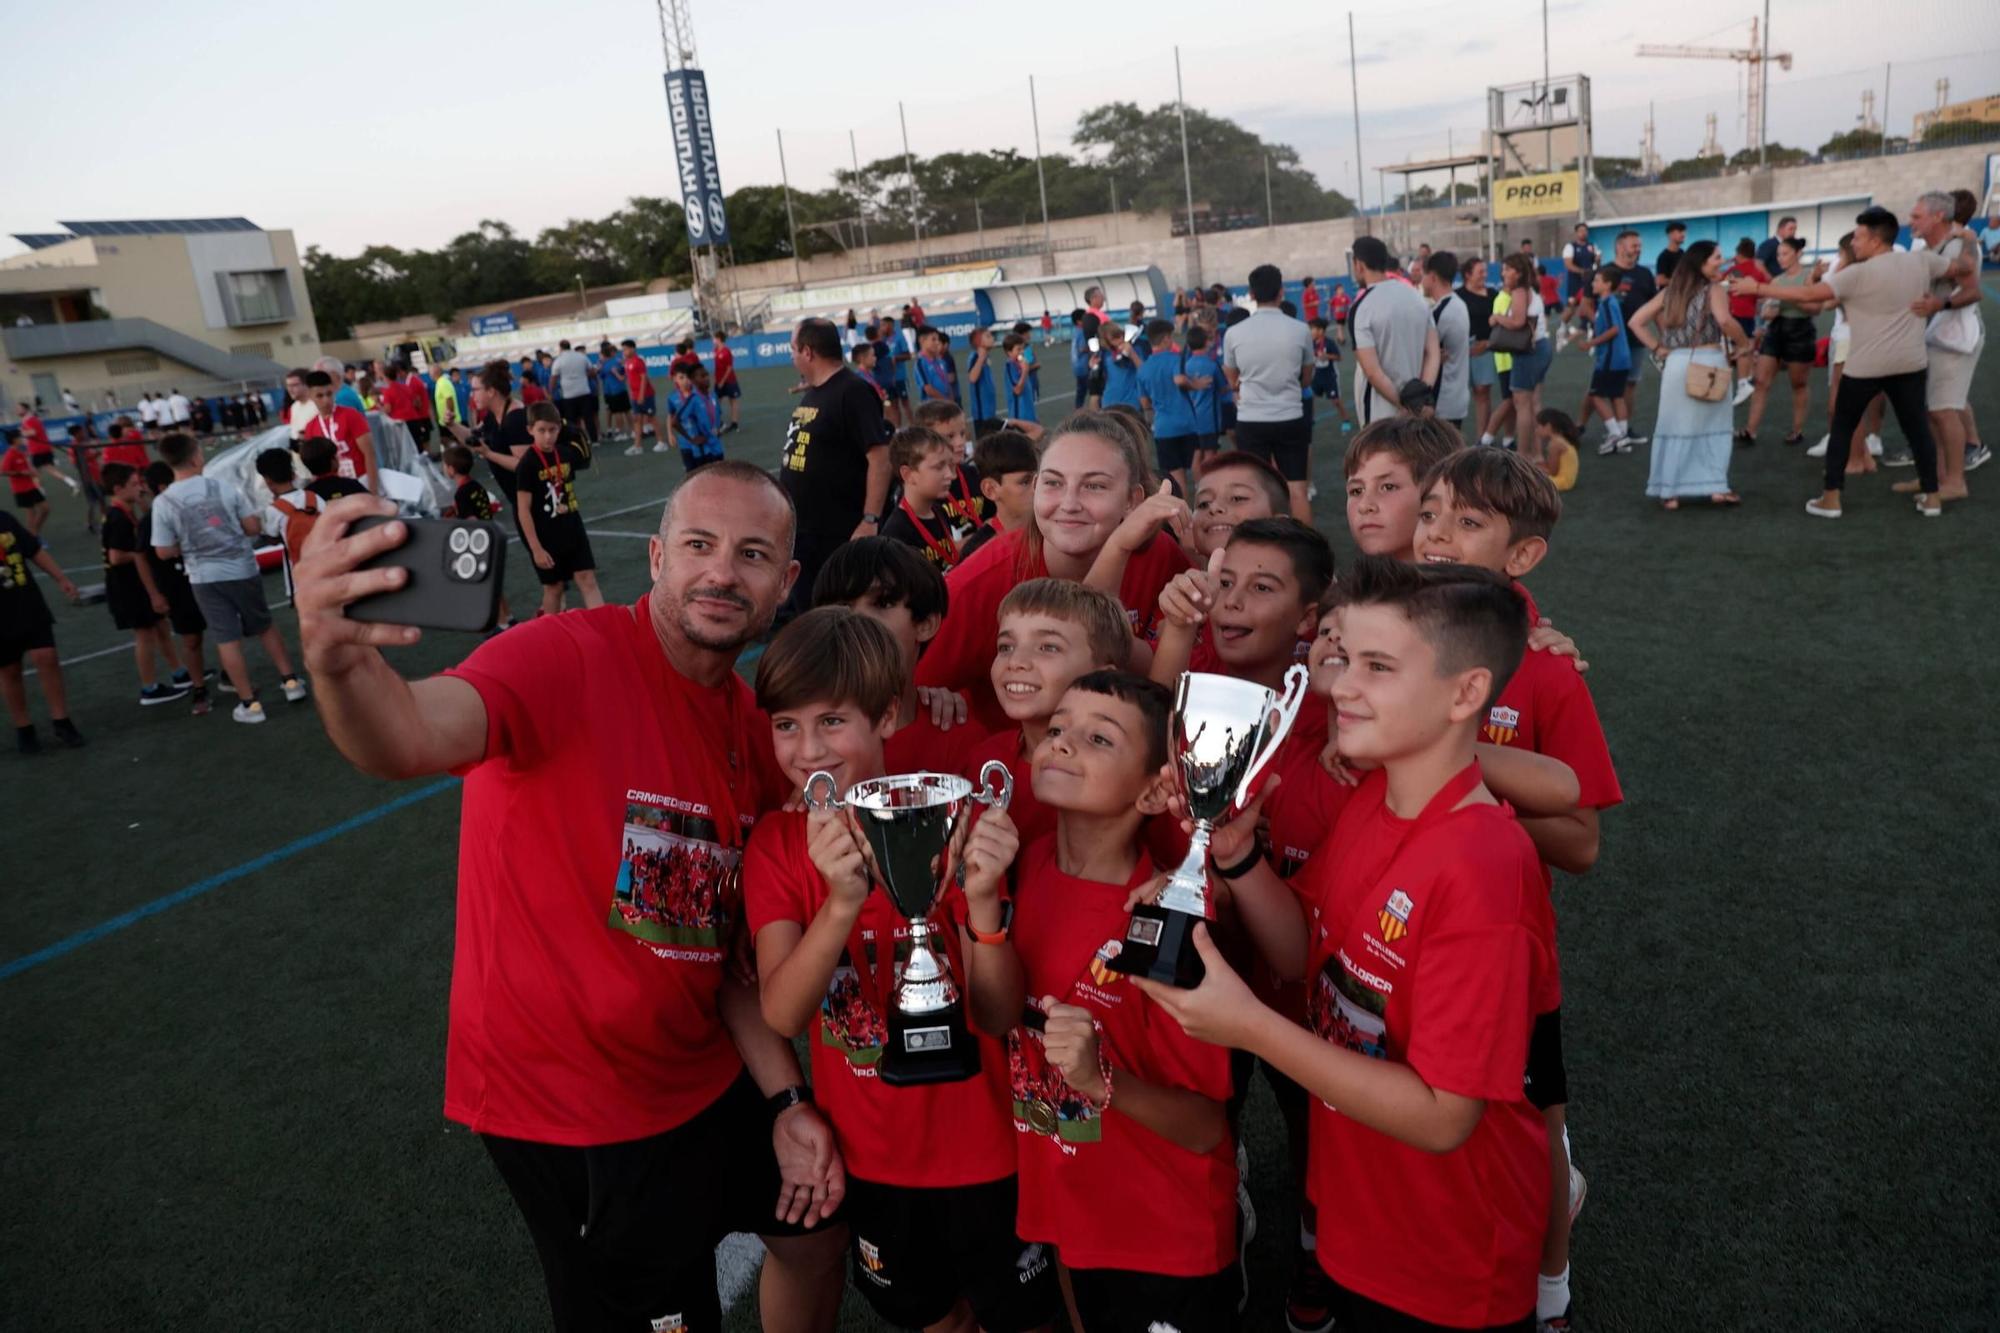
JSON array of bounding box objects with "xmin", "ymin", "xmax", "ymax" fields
[
  {"xmin": 518, "ymin": 439, "xmax": 589, "ymax": 553},
  {"xmin": 782, "ymin": 367, "xmax": 889, "ymax": 537},
  {"xmin": 452, "ymin": 480, "xmax": 499, "ymax": 521},
  {"xmin": 880, "ymin": 504, "xmax": 958, "ymax": 572},
  {"xmin": 0, "ymin": 511, "xmax": 52, "ymax": 631},
  {"xmin": 306, "ymin": 475, "xmax": 369, "ymax": 502},
  {"xmin": 472, "ymin": 405, "xmax": 533, "ymax": 498}
]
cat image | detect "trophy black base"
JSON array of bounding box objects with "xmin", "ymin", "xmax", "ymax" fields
[
  {"xmin": 1106, "ymin": 904, "xmax": 1207, "ymax": 988},
  {"xmin": 880, "ymin": 1005, "xmax": 983, "ymax": 1086}
]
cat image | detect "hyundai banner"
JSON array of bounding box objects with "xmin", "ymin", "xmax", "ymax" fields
[{"xmin": 664, "ymin": 69, "xmax": 730, "ymax": 247}]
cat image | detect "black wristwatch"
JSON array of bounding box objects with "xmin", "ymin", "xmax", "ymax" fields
[
  {"xmin": 766, "ymin": 1084, "xmax": 813, "ymax": 1121},
  {"xmin": 1213, "ymin": 839, "xmax": 1266, "ymax": 881},
  {"xmin": 861, "ymin": 512, "xmax": 882, "ymax": 526}
]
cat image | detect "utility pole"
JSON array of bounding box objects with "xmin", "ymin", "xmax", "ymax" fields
[
  {"xmin": 974, "ymin": 196, "xmax": 985, "ymax": 252},
  {"xmin": 850, "ymin": 129, "xmax": 871, "ymax": 273},
  {"xmin": 776, "ymin": 128, "xmax": 802, "ymax": 289},
  {"xmin": 898, "ymin": 101, "xmax": 923, "ymax": 271},
  {"xmin": 1759, "ymin": 0, "xmax": 1771, "ymax": 167},
  {"xmin": 1263, "ymin": 154, "xmax": 1274, "ymax": 228},
  {"xmin": 1029, "ymin": 76, "xmax": 1053, "ymax": 260},
  {"xmin": 1541, "ymin": 0, "xmax": 1552, "ymax": 169},
  {"xmin": 1175, "ymin": 45, "xmax": 1200, "ymax": 283},
  {"xmin": 1348, "ymin": 12, "xmax": 1367, "ymax": 229}
]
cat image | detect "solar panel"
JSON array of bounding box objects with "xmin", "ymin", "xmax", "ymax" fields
[
  {"xmin": 55, "ymin": 217, "xmax": 257, "ymax": 238},
  {"xmin": 11, "ymin": 233, "xmax": 76, "ymax": 250}
]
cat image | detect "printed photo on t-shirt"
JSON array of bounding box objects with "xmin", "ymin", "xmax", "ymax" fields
[
  {"xmin": 609, "ymin": 794, "xmax": 742, "ymax": 957},
  {"xmin": 822, "ymin": 960, "xmax": 889, "ymax": 1066},
  {"xmin": 1309, "ymin": 952, "xmax": 1389, "ymax": 1062}
]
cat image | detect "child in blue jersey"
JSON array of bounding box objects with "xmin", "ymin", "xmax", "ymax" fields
[
  {"xmin": 1003, "ymin": 333, "xmax": 1037, "ymax": 423},
  {"xmin": 966, "ymin": 326, "xmax": 1001, "ymax": 433},
  {"xmin": 1070, "ymin": 308, "xmax": 1094, "ymax": 409},
  {"xmin": 1010, "ymin": 320, "xmax": 1042, "ymax": 401},
  {"xmin": 915, "ymin": 327, "xmax": 958, "ymax": 406},
  {"xmin": 1181, "ymin": 325, "xmax": 1222, "ymax": 473},
  {"xmin": 1580, "ymin": 266, "xmax": 1633, "ymax": 454},
  {"xmin": 666, "ymin": 366, "xmax": 724, "ymax": 473},
  {"xmin": 1099, "ymin": 322, "xmax": 1144, "ymax": 411},
  {"xmin": 1136, "ymin": 320, "xmax": 1202, "ymax": 492}
]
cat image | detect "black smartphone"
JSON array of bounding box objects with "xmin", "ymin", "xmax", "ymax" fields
[{"xmin": 347, "ymin": 515, "xmax": 506, "ymax": 633}]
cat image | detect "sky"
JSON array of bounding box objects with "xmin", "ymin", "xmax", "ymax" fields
[{"xmin": 2, "ymin": 0, "xmax": 1993, "ymax": 262}]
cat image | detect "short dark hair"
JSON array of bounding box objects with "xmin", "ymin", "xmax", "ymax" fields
[
  {"xmin": 1228, "ymin": 516, "xmax": 1335, "ymax": 604},
  {"xmin": 299, "ymin": 436, "xmax": 338, "ymax": 477},
  {"xmin": 1735, "ymin": 237, "xmax": 1757, "ymax": 258},
  {"xmin": 303, "ymin": 369, "xmax": 335, "ymax": 390},
  {"xmin": 478, "ymin": 360, "xmax": 513, "ymax": 395},
  {"xmin": 1949, "ymin": 188, "xmax": 1977, "ymax": 225},
  {"xmin": 442, "ymin": 444, "xmax": 476, "ymax": 476},
  {"xmin": 100, "ymin": 461, "xmax": 138, "ymax": 492},
  {"xmin": 254, "ymin": 448, "xmax": 295, "ymax": 486},
  {"xmin": 1855, "ymin": 206, "xmax": 1899, "ymax": 246},
  {"xmin": 1420, "ymin": 445, "xmax": 1563, "ymax": 543},
  {"xmin": 793, "ymin": 317, "xmax": 842, "ymax": 361},
  {"xmin": 811, "ymin": 535, "xmax": 948, "ymax": 624},
  {"xmin": 1343, "ymin": 415, "xmax": 1461, "ymax": 481},
  {"xmin": 913, "ymin": 399, "xmax": 965, "ymax": 430},
  {"xmin": 525, "ymin": 401, "xmax": 562, "ymax": 427},
  {"xmin": 1063, "ymin": 669, "xmax": 1172, "ymax": 772},
  {"xmin": 1615, "ymin": 229, "xmax": 1639, "ymax": 244},
  {"xmin": 1777, "ymin": 215, "xmax": 1797, "ymax": 229},
  {"xmin": 890, "ymin": 425, "xmax": 952, "ymax": 473},
  {"xmin": 1351, "ymin": 236, "xmax": 1392, "ymax": 275},
  {"xmin": 1593, "ymin": 265, "xmax": 1624, "ymax": 288},
  {"xmin": 1278, "ymin": 300, "xmax": 1298, "ymax": 318},
  {"xmin": 998, "ymin": 578, "xmax": 1132, "ymax": 671},
  {"xmin": 1334, "ymin": 555, "xmax": 1528, "ymax": 707},
  {"xmin": 1424, "ymin": 250, "xmax": 1459, "ymax": 283},
  {"xmin": 1666, "ymin": 220, "xmax": 1687, "ymax": 234},
  {"xmin": 143, "ymin": 461, "xmax": 174, "ymax": 494},
  {"xmin": 1248, "ymin": 264, "xmax": 1284, "ymax": 302},
  {"xmin": 286, "ymin": 366, "xmax": 311, "ymax": 382},
  {"xmin": 755, "ymin": 605, "xmax": 905, "ymax": 721},
  {"xmin": 1143, "ymin": 319, "xmax": 1174, "ymax": 347},
  {"xmin": 1185, "ymin": 325, "xmax": 1210, "ymax": 351},
  {"xmin": 157, "ymin": 432, "xmax": 199, "ymax": 468},
  {"xmin": 973, "ymin": 428, "xmax": 1037, "ymax": 483},
  {"xmin": 1199, "ymin": 450, "xmax": 1291, "ymax": 515}
]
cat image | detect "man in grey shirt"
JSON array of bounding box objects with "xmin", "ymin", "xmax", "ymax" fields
[
  {"xmin": 1349, "ymin": 236, "xmax": 1442, "ymax": 426},
  {"xmin": 1418, "ymin": 250, "xmax": 1471, "ymax": 428},
  {"xmin": 549, "ymin": 340, "xmax": 595, "ymax": 444},
  {"xmin": 1222, "ymin": 263, "xmax": 1316, "ymax": 520}
]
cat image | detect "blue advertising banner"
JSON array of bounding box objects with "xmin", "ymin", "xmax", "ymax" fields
[
  {"xmin": 469, "ymin": 313, "xmax": 517, "ymax": 336},
  {"xmin": 664, "ymin": 69, "xmax": 730, "ymax": 248}
]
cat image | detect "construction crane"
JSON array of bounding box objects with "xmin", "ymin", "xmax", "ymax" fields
[{"xmin": 1637, "ymin": 16, "xmax": 1792, "ymax": 156}]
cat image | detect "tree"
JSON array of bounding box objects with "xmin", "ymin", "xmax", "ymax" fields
[
  {"xmin": 1919, "ymin": 118, "xmax": 2000, "ymax": 147},
  {"xmin": 1727, "ymin": 142, "xmax": 1809, "ymax": 168},
  {"xmin": 1070, "ymin": 102, "xmax": 1352, "ymax": 225},
  {"xmin": 1818, "ymin": 128, "xmax": 1884, "ymax": 157},
  {"xmin": 1660, "ymin": 155, "xmax": 1725, "ymax": 183}
]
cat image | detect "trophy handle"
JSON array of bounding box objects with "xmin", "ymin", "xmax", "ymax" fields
[
  {"xmin": 802, "ymin": 770, "xmax": 844, "ymax": 812},
  {"xmin": 974, "ymin": 759, "xmax": 1014, "ymax": 811},
  {"xmin": 1234, "ymin": 663, "xmax": 1311, "ymax": 809}
]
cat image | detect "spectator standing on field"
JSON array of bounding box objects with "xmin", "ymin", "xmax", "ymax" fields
[
  {"xmin": 1418, "ymin": 251, "xmax": 1472, "ymax": 432},
  {"xmin": 1348, "ymin": 237, "xmax": 1443, "ymax": 427},
  {"xmin": 549, "ymin": 340, "xmax": 597, "ymax": 447},
  {"xmin": 779, "ymin": 317, "xmax": 890, "ymax": 620},
  {"xmin": 1222, "ymin": 264, "xmax": 1317, "ymax": 521}
]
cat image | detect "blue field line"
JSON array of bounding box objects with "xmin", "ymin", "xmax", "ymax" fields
[{"xmin": 1, "ymin": 776, "xmax": 461, "ymax": 982}]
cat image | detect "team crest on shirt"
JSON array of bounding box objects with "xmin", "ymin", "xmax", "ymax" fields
[
  {"xmin": 858, "ymin": 1238, "xmax": 884, "ymax": 1273},
  {"xmin": 649, "ymin": 1315, "xmax": 684, "ymax": 1332},
  {"xmin": 1483, "ymin": 704, "xmax": 1521, "ymax": 747},
  {"xmin": 1378, "ymin": 889, "xmax": 1414, "ymax": 943},
  {"xmin": 1087, "ymin": 939, "xmax": 1125, "ymax": 988}
]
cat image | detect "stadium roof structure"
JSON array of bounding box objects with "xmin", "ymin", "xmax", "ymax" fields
[{"xmin": 11, "ymin": 218, "xmax": 260, "ymax": 247}]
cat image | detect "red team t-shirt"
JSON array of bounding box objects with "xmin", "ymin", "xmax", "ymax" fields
[
  {"xmin": 441, "ymin": 594, "xmax": 788, "ymax": 1145},
  {"xmin": 1008, "ymin": 837, "xmax": 1237, "ymax": 1275},
  {"xmin": 2, "ymin": 445, "xmax": 35, "ymax": 496},
  {"xmin": 625, "ymin": 353, "xmax": 654, "ymax": 403},
  {"xmin": 916, "ymin": 526, "xmax": 1192, "ymax": 732},
  {"xmin": 1296, "ymin": 766, "xmax": 1553, "ymax": 1327},
  {"xmin": 301, "ymin": 406, "xmax": 373, "ymax": 481},
  {"xmin": 883, "ymin": 702, "xmax": 988, "ymax": 778},
  {"xmin": 961, "ymin": 728, "xmax": 1055, "ymax": 851},
  {"xmin": 102, "ymin": 434, "xmax": 151, "ymax": 470},
  {"xmin": 742, "ymin": 810, "xmax": 1017, "ymax": 1188}
]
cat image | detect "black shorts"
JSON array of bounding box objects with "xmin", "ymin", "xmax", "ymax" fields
[
  {"xmin": 887, "ymin": 383, "xmax": 908, "ymax": 402},
  {"xmin": 0, "ymin": 609, "xmax": 55, "ymax": 668},
  {"xmin": 533, "ymin": 533, "xmax": 597, "ymax": 586},
  {"xmin": 30, "ymin": 451, "xmax": 55, "ymax": 468},
  {"xmin": 973, "ymin": 417, "xmax": 1005, "ymax": 437},
  {"xmin": 1234, "ymin": 416, "xmax": 1311, "ymax": 482},
  {"xmin": 1067, "ymin": 1263, "xmax": 1240, "ymax": 1333},
  {"xmin": 1088, "ymin": 366, "xmax": 1107, "ymax": 396},
  {"xmin": 1588, "ymin": 368, "xmax": 1629, "ymax": 399},
  {"xmin": 715, "ymin": 381, "xmax": 742, "ymax": 400},
  {"xmin": 844, "ymin": 1174, "xmax": 1057, "ymax": 1332},
  {"xmin": 1762, "ymin": 318, "xmax": 1817, "ymax": 365},
  {"xmin": 1524, "ymin": 1006, "xmax": 1567, "ymax": 1111},
  {"xmin": 604, "ymin": 392, "xmax": 632, "ymax": 414},
  {"xmin": 1194, "ymin": 432, "xmax": 1219, "ymax": 454},
  {"xmin": 161, "ymin": 578, "xmax": 206, "ymax": 637},
  {"xmin": 1325, "ymin": 1271, "xmax": 1535, "ymax": 1331},
  {"xmin": 1221, "ymin": 400, "xmax": 1238, "ymax": 433},
  {"xmin": 12, "ymin": 488, "xmax": 46, "ymax": 509},
  {"xmin": 106, "ymin": 573, "xmax": 159, "ymax": 631},
  {"xmin": 480, "ymin": 1073, "xmax": 829, "ymax": 1333},
  {"xmin": 1155, "ymin": 433, "xmax": 1197, "ymax": 473},
  {"xmin": 406, "ymin": 416, "xmax": 433, "ymax": 447}
]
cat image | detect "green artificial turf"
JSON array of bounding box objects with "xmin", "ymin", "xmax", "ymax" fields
[{"xmin": 5, "ymin": 341, "xmax": 1997, "ymax": 1331}]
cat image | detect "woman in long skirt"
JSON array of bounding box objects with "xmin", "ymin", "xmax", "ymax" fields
[{"xmin": 1628, "ymin": 241, "xmax": 1756, "ymax": 509}]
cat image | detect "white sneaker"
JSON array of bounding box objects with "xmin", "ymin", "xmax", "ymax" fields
[
  {"xmin": 1732, "ymin": 379, "xmax": 1755, "ymax": 406},
  {"xmin": 1866, "ymin": 433, "xmax": 1884, "ymax": 458},
  {"xmin": 232, "ymin": 700, "xmax": 267, "ymax": 724},
  {"xmin": 1805, "ymin": 498, "xmax": 1842, "ymax": 519},
  {"xmin": 624, "ymin": 444, "xmax": 643, "ymax": 456},
  {"xmin": 1569, "ymin": 1165, "xmax": 1588, "ymax": 1224},
  {"xmin": 1807, "ymin": 435, "xmax": 1829, "ymax": 458},
  {"xmin": 281, "ymin": 676, "xmax": 308, "ymax": 703},
  {"xmin": 1306, "ymin": 483, "xmax": 1317, "ymax": 502},
  {"xmin": 1597, "ymin": 439, "xmax": 1619, "ymax": 456},
  {"xmin": 1966, "ymin": 444, "xmax": 1991, "ymax": 472},
  {"xmin": 652, "ymin": 441, "xmax": 671, "ymax": 453}
]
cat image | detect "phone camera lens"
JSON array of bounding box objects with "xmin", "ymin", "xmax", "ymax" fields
[
  {"xmin": 467, "ymin": 528, "xmax": 491, "ymax": 556},
  {"xmin": 453, "ymin": 552, "xmax": 478, "ymax": 581},
  {"xmin": 448, "ymin": 528, "xmax": 471, "ymax": 555}
]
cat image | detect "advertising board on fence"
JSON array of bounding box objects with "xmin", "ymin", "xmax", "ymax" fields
[{"xmin": 1493, "ymin": 170, "xmax": 1581, "ymax": 221}]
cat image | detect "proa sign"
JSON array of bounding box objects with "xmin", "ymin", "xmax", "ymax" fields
[{"xmin": 1493, "ymin": 170, "xmax": 1580, "ymax": 221}]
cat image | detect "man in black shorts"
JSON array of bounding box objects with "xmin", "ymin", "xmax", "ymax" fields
[
  {"xmin": 1222, "ymin": 264, "xmax": 1317, "ymax": 521},
  {"xmin": 0, "ymin": 509, "xmax": 85, "ymax": 752}
]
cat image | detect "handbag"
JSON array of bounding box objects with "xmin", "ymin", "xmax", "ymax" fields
[
  {"xmin": 1684, "ymin": 358, "xmax": 1730, "ymax": 403},
  {"xmin": 1926, "ymin": 305, "xmax": 1981, "ymax": 355},
  {"xmin": 1489, "ymin": 321, "xmax": 1534, "ymax": 353}
]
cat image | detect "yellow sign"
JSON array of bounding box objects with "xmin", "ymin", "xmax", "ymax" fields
[{"xmin": 1494, "ymin": 170, "xmax": 1580, "ymax": 221}]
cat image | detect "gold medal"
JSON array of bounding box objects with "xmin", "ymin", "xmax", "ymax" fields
[{"xmin": 1026, "ymin": 1098, "xmax": 1059, "ymax": 1137}]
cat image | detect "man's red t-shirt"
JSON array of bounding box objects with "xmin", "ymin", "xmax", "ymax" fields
[
  {"xmin": 520, "ymin": 380, "xmax": 548, "ymax": 406},
  {"xmin": 301, "ymin": 406, "xmax": 373, "ymax": 480},
  {"xmin": 883, "ymin": 702, "xmax": 988, "ymax": 778},
  {"xmin": 2, "ymin": 446, "xmax": 36, "ymax": 496},
  {"xmin": 102, "ymin": 434, "xmax": 151, "ymax": 470},
  {"xmin": 1009, "ymin": 836, "xmax": 1237, "ymax": 1276},
  {"xmin": 1296, "ymin": 767, "xmax": 1552, "ymax": 1327},
  {"xmin": 625, "ymin": 353, "xmax": 654, "ymax": 402},
  {"xmin": 441, "ymin": 594, "xmax": 788, "ymax": 1146},
  {"xmin": 742, "ymin": 810, "xmax": 1016, "ymax": 1188},
  {"xmin": 20, "ymin": 415, "xmax": 50, "ymax": 453},
  {"xmin": 916, "ymin": 526, "xmax": 1192, "ymax": 733},
  {"xmin": 711, "ymin": 344, "xmax": 737, "ymax": 388}
]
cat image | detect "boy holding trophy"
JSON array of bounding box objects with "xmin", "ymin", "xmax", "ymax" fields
[{"xmin": 744, "ymin": 608, "xmax": 1058, "ymax": 1333}]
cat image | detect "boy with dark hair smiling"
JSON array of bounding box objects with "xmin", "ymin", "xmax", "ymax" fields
[
  {"xmin": 1137, "ymin": 556, "xmax": 1557, "ymax": 1333},
  {"xmin": 960, "ymin": 429, "xmax": 1037, "ymax": 562},
  {"xmin": 745, "ymin": 606, "xmax": 1056, "ymax": 1333},
  {"xmin": 1415, "ymin": 446, "xmax": 1621, "ymax": 1332},
  {"xmin": 970, "ymin": 669, "xmax": 1242, "ymax": 1333}
]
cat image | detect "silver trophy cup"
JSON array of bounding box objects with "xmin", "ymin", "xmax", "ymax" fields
[
  {"xmin": 1108, "ymin": 666, "xmax": 1310, "ymax": 987},
  {"xmin": 803, "ymin": 761, "xmax": 1013, "ymax": 1085}
]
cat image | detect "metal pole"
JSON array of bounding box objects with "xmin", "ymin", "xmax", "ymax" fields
[
  {"xmin": 776, "ymin": 128, "xmax": 802, "ymax": 289},
  {"xmin": 850, "ymin": 129, "xmax": 872, "ymax": 273},
  {"xmin": 899, "ymin": 100, "xmax": 923, "ymax": 269},
  {"xmin": 1029, "ymin": 75, "xmax": 1053, "ymax": 259},
  {"xmin": 1174, "ymin": 46, "xmax": 1200, "ymax": 262},
  {"xmin": 1348, "ymin": 12, "xmax": 1367, "ymax": 230},
  {"xmin": 1541, "ymin": 0, "xmax": 1552, "ymax": 170},
  {"xmin": 1880, "ymin": 63, "xmax": 1891, "ymax": 156},
  {"xmin": 1758, "ymin": 0, "xmax": 1770, "ymax": 167},
  {"xmin": 1264, "ymin": 154, "xmax": 1274, "ymax": 228},
  {"xmin": 974, "ymin": 196, "xmax": 985, "ymax": 252},
  {"xmin": 1111, "ymin": 178, "xmax": 1120, "ymax": 245}
]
